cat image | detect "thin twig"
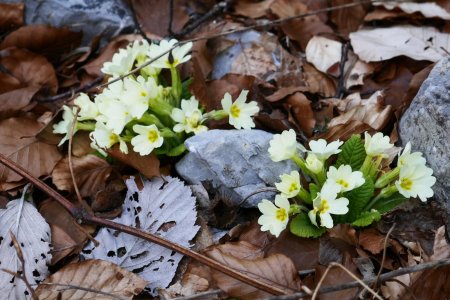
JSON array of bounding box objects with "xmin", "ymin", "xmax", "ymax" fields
[
  {"xmin": 374, "ymin": 223, "xmax": 396, "ymax": 289},
  {"xmin": 35, "ymin": 76, "xmax": 103, "ymax": 103},
  {"xmin": 0, "ymin": 153, "xmax": 286, "ymax": 296},
  {"xmin": 170, "ymin": 1, "xmax": 231, "ymax": 39},
  {"xmin": 34, "ymin": 283, "xmax": 127, "ymax": 300},
  {"xmin": 265, "ymin": 259, "xmax": 450, "ymax": 300},
  {"xmin": 171, "ymin": 289, "xmax": 224, "ymax": 300},
  {"xmin": 335, "ymin": 42, "xmax": 349, "ymax": 99},
  {"xmin": 168, "ymin": 0, "xmax": 174, "ymax": 35}
]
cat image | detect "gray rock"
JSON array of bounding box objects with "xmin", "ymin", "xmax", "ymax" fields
[
  {"xmin": 176, "ymin": 130, "xmax": 298, "ymax": 208},
  {"xmin": 3, "ymin": 0, "xmax": 135, "ymax": 45},
  {"xmin": 399, "ymin": 56, "xmax": 450, "ymax": 232}
]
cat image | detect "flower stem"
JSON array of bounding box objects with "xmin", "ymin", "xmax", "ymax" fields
[
  {"xmin": 297, "ymin": 187, "xmax": 311, "ymax": 205},
  {"xmin": 76, "ymin": 122, "xmax": 95, "ymax": 131},
  {"xmin": 364, "ymin": 184, "xmax": 398, "ymax": 211},
  {"xmin": 375, "ymin": 166, "xmax": 400, "ymax": 189},
  {"xmin": 360, "ymin": 155, "xmax": 373, "ymax": 177},
  {"xmin": 170, "ymin": 66, "xmax": 181, "ymax": 106},
  {"xmin": 369, "ymin": 155, "xmax": 383, "ymax": 180},
  {"xmin": 204, "ymin": 110, "xmax": 228, "ymax": 121}
]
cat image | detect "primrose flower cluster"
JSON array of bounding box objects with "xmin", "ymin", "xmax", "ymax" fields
[
  {"xmin": 53, "ymin": 39, "xmax": 259, "ymax": 156},
  {"xmin": 258, "ymin": 131, "xmax": 436, "ymax": 238}
]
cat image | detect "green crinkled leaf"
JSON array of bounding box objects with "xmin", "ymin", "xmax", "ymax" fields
[
  {"xmin": 290, "ymin": 213, "xmax": 326, "ymax": 238},
  {"xmin": 371, "ymin": 192, "xmax": 408, "ymax": 214},
  {"xmin": 335, "ymin": 176, "xmax": 375, "ymax": 224},
  {"xmin": 335, "ymin": 135, "xmax": 366, "ymax": 170},
  {"xmin": 352, "ymin": 210, "xmax": 381, "ymax": 227}
]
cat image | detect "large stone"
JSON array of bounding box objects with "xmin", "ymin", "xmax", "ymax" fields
[
  {"xmin": 399, "ymin": 57, "xmax": 450, "ymax": 232},
  {"xmin": 175, "ymin": 130, "xmax": 298, "ymax": 208},
  {"xmin": 4, "ymin": 0, "xmax": 135, "ymax": 45}
]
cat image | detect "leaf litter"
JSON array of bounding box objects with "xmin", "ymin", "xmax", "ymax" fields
[{"xmin": 0, "ymin": 0, "xmax": 448, "ymax": 299}]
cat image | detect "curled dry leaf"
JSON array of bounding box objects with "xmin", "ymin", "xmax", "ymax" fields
[
  {"xmin": 350, "ymin": 26, "xmax": 450, "ymax": 62},
  {"xmin": 107, "ymin": 145, "xmax": 160, "ymax": 179},
  {"xmin": 330, "ymin": 0, "xmax": 367, "ymax": 36},
  {"xmin": 234, "ymin": 0, "xmax": 275, "ymax": 18},
  {"xmin": 205, "ymin": 243, "xmax": 301, "ymax": 299},
  {"xmin": 374, "ymin": 1, "xmax": 450, "ymax": 20},
  {"xmin": 306, "ymin": 36, "xmax": 342, "ymax": 76},
  {"xmin": 0, "ymin": 25, "xmax": 82, "ymax": 63},
  {"xmin": 0, "ymin": 116, "xmax": 62, "ymax": 186},
  {"xmin": 358, "ymin": 228, "xmax": 387, "ymax": 255},
  {"xmin": 303, "ymin": 63, "xmax": 337, "ymax": 97},
  {"xmin": 345, "ymin": 60, "xmax": 375, "ymax": 89},
  {"xmin": 316, "ymin": 120, "xmax": 374, "ymax": 141},
  {"xmin": 35, "ymin": 259, "xmax": 147, "ymax": 300},
  {"xmin": 0, "ymin": 3, "xmax": 23, "ymax": 32},
  {"xmin": 285, "ymin": 92, "xmax": 315, "ymax": 137},
  {"xmin": 52, "ymin": 154, "xmax": 112, "ymax": 198}
]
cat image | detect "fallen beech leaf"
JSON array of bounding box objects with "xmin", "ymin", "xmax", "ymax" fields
[
  {"xmin": 270, "ymin": 0, "xmax": 333, "ymax": 50},
  {"xmin": 358, "ymin": 228, "xmax": 387, "ymax": 255},
  {"xmin": 91, "ymin": 178, "xmax": 126, "ymax": 213},
  {"xmin": 107, "ymin": 146, "xmax": 160, "ymax": 179},
  {"xmin": 130, "ymin": 0, "xmax": 189, "ymax": 37},
  {"xmin": 303, "ymin": 63, "xmax": 337, "ymax": 97},
  {"xmin": 285, "ymin": 92, "xmax": 315, "ymax": 137},
  {"xmin": 375, "ymin": 1, "xmax": 450, "ymax": 20},
  {"xmin": 0, "ymin": 86, "xmax": 40, "ymax": 115},
  {"xmin": 205, "ymin": 246, "xmax": 301, "ymax": 299},
  {"xmin": 0, "ymin": 194, "xmax": 52, "ymax": 299},
  {"xmin": 35, "ymin": 259, "xmax": 147, "ymax": 300},
  {"xmin": 234, "ymin": 0, "xmax": 275, "ymax": 18},
  {"xmin": 52, "ymin": 155, "xmax": 112, "ymax": 198},
  {"xmin": 0, "ymin": 116, "xmax": 62, "ymax": 185},
  {"xmin": 0, "ymin": 47, "xmax": 58, "ymax": 95},
  {"xmin": 39, "ymin": 199, "xmax": 92, "ymax": 264},
  {"xmin": 350, "ymin": 26, "xmax": 450, "ymax": 62},
  {"xmin": 330, "ymin": 0, "xmax": 367, "ymax": 36},
  {"xmin": 316, "ymin": 120, "xmax": 374, "ymax": 141},
  {"xmin": 83, "ymin": 176, "xmax": 200, "ymax": 295},
  {"xmin": 0, "ymin": 3, "xmax": 23, "ymax": 32},
  {"xmin": 71, "ymin": 131, "xmax": 94, "ymax": 157},
  {"xmin": 345, "ymin": 60, "xmax": 375, "ymax": 89},
  {"xmin": 265, "ymin": 86, "xmax": 308, "ymax": 102},
  {"xmin": 0, "ymin": 25, "xmax": 82, "ymax": 63},
  {"xmin": 306, "ymin": 36, "xmax": 342, "ymax": 76}
]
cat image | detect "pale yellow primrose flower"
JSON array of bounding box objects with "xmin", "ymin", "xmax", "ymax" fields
[
  {"xmin": 398, "ymin": 142, "xmax": 426, "ymax": 167},
  {"xmin": 131, "ymin": 124, "xmax": 164, "ymax": 156},
  {"xmin": 305, "ymin": 153, "xmax": 324, "ymax": 174},
  {"xmin": 268, "ymin": 129, "xmax": 300, "ymax": 162},
  {"xmin": 53, "ymin": 105, "xmax": 78, "ymax": 146},
  {"xmin": 148, "ymin": 39, "xmax": 192, "ymax": 69},
  {"xmin": 309, "ymin": 182, "xmax": 349, "ymax": 228},
  {"xmin": 258, "ymin": 195, "xmax": 290, "ymax": 237},
  {"xmin": 395, "ymin": 163, "xmax": 436, "ymax": 202},
  {"xmin": 171, "ymin": 97, "xmax": 208, "ymax": 134},
  {"xmin": 275, "ymin": 171, "xmax": 301, "ymax": 198},
  {"xmin": 129, "ymin": 40, "xmax": 160, "ymax": 77},
  {"xmin": 101, "ymin": 48, "xmax": 135, "ymax": 77},
  {"xmin": 364, "ymin": 132, "xmax": 394, "ymax": 157},
  {"xmin": 90, "ymin": 122, "xmax": 128, "ymax": 154},
  {"xmin": 308, "ymin": 139, "xmax": 343, "ymax": 161},
  {"xmin": 221, "ymin": 90, "xmax": 259, "ymax": 130},
  {"xmin": 100, "ymin": 100, "xmax": 133, "ymax": 135},
  {"xmin": 326, "ymin": 165, "xmax": 365, "ymax": 192},
  {"xmin": 74, "ymin": 93, "xmax": 99, "ymax": 121}
]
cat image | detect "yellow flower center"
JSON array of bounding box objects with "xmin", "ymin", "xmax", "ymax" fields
[
  {"xmin": 109, "ymin": 134, "xmax": 119, "ymax": 146},
  {"xmin": 275, "ymin": 208, "xmax": 288, "ymax": 222},
  {"xmin": 400, "ymin": 178, "xmax": 413, "ymax": 190},
  {"xmin": 337, "ymin": 179, "xmax": 349, "ymax": 188},
  {"xmin": 318, "ymin": 199, "xmax": 330, "ymax": 214},
  {"xmin": 288, "ymin": 183, "xmax": 298, "ymax": 193},
  {"xmin": 230, "ymin": 104, "xmax": 241, "ymax": 118},
  {"xmin": 140, "ymin": 91, "xmax": 148, "ymax": 97},
  {"xmin": 148, "ymin": 130, "xmax": 159, "ymax": 143}
]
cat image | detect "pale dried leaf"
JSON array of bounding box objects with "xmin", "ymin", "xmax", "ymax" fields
[
  {"xmin": 306, "ymin": 36, "xmax": 342, "ymax": 76},
  {"xmin": 83, "ymin": 176, "xmax": 200, "ymax": 295},
  {"xmin": 303, "ymin": 63, "xmax": 336, "ymax": 97},
  {"xmin": 374, "ymin": 1, "xmax": 450, "ymax": 20},
  {"xmin": 0, "ymin": 194, "xmax": 52, "ymax": 300},
  {"xmin": 52, "ymin": 155, "xmax": 112, "ymax": 198},
  {"xmin": 350, "ymin": 26, "xmax": 450, "ymax": 62},
  {"xmin": 35, "ymin": 259, "xmax": 147, "ymax": 300},
  {"xmin": 205, "ymin": 244, "xmax": 301, "ymax": 299},
  {"xmin": 0, "ymin": 117, "xmax": 62, "ymax": 185},
  {"xmin": 345, "ymin": 60, "xmax": 375, "ymax": 89}
]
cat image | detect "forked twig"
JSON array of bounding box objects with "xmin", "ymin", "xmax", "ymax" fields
[{"xmin": 0, "ymin": 153, "xmax": 286, "ymax": 296}]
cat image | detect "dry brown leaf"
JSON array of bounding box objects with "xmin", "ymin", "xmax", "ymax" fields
[
  {"xmin": 52, "ymin": 154, "xmax": 112, "ymax": 198},
  {"xmin": 330, "ymin": 0, "xmax": 367, "ymax": 36},
  {"xmin": 0, "ymin": 25, "xmax": 82, "ymax": 63},
  {"xmin": 265, "ymin": 86, "xmax": 309, "ymax": 102},
  {"xmin": 39, "ymin": 199, "xmax": 92, "ymax": 264},
  {"xmin": 91, "ymin": 178, "xmax": 126, "ymax": 213},
  {"xmin": 35, "ymin": 259, "xmax": 147, "ymax": 300},
  {"xmin": 285, "ymin": 92, "xmax": 315, "ymax": 137},
  {"xmin": 306, "ymin": 36, "xmax": 342, "ymax": 76},
  {"xmin": 316, "ymin": 120, "xmax": 374, "ymax": 141},
  {"xmin": 269, "ymin": 0, "xmax": 333, "ymax": 50},
  {"xmin": 345, "ymin": 60, "xmax": 376, "ymax": 89},
  {"xmin": 0, "ymin": 3, "xmax": 23, "ymax": 32},
  {"xmin": 0, "ymin": 116, "xmax": 62, "ymax": 185},
  {"xmin": 328, "ymin": 92, "xmax": 392, "ymax": 131},
  {"xmin": 234, "ymin": 0, "xmax": 275, "ymax": 18},
  {"xmin": 375, "ymin": 1, "xmax": 450, "ymax": 20},
  {"xmin": 130, "ymin": 0, "xmax": 190, "ymax": 37},
  {"xmin": 303, "ymin": 63, "xmax": 337, "ymax": 97},
  {"xmin": 107, "ymin": 146, "xmax": 160, "ymax": 179},
  {"xmin": 71, "ymin": 131, "xmax": 94, "ymax": 157},
  {"xmin": 0, "ymin": 86, "xmax": 40, "ymax": 115},
  {"xmin": 358, "ymin": 228, "xmax": 387, "ymax": 255}
]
